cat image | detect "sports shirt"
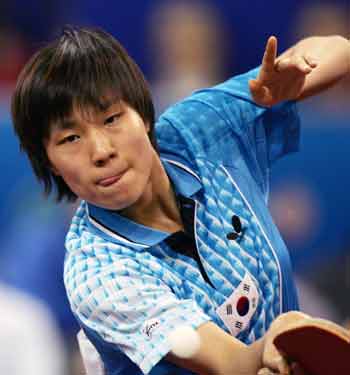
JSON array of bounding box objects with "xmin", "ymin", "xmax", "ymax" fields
[{"xmin": 64, "ymin": 67, "xmax": 300, "ymax": 374}]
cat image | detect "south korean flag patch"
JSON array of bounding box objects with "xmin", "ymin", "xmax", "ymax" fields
[{"xmin": 216, "ymin": 273, "xmax": 259, "ymax": 337}]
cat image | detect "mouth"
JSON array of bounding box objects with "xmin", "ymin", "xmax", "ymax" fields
[{"xmin": 97, "ymin": 171, "xmax": 126, "ymax": 187}]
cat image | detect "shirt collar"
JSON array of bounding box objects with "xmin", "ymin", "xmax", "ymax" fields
[{"xmin": 86, "ymin": 154, "xmax": 202, "ymax": 247}]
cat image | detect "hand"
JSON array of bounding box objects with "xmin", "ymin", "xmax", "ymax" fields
[
  {"xmin": 249, "ymin": 36, "xmax": 318, "ymax": 106},
  {"xmin": 257, "ymin": 367, "xmax": 278, "ymax": 375},
  {"xmin": 262, "ymin": 311, "xmax": 311, "ymax": 375},
  {"xmin": 258, "ymin": 362, "xmax": 310, "ymax": 375}
]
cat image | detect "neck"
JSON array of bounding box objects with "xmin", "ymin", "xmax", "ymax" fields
[{"xmin": 120, "ymin": 152, "xmax": 183, "ymax": 233}]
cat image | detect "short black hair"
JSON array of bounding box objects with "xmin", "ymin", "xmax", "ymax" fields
[{"xmin": 12, "ymin": 26, "xmax": 156, "ymax": 202}]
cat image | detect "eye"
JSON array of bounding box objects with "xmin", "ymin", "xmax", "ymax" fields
[
  {"xmin": 58, "ymin": 134, "xmax": 80, "ymax": 145},
  {"xmin": 104, "ymin": 113, "xmax": 122, "ymax": 126}
]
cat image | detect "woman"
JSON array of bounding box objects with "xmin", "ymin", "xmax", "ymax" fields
[{"xmin": 11, "ymin": 27, "xmax": 349, "ymax": 374}]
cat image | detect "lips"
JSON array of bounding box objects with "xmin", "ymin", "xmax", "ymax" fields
[{"xmin": 97, "ymin": 172, "xmax": 125, "ymax": 187}]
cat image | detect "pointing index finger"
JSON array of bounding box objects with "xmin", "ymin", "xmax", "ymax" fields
[{"xmin": 262, "ymin": 36, "xmax": 278, "ymax": 72}]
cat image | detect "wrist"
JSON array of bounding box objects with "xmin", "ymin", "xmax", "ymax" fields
[{"xmin": 245, "ymin": 337, "xmax": 265, "ymax": 373}]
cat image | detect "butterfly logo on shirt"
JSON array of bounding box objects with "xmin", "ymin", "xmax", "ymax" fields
[{"xmin": 226, "ymin": 215, "xmax": 246, "ymax": 242}]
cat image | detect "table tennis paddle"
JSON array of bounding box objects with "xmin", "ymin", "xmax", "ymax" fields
[{"xmin": 272, "ymin": 318, "xmax": 350, "ymax": 375}]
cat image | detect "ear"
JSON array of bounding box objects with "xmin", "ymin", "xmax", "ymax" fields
[{"xmin": 145, "ymin": 122, "xmax": 150, "ymax": 132}]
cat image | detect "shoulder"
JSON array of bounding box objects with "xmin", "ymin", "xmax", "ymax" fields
[{"xmin": 154, "ymin": 67, "xmax": 265, "ymax": 143}]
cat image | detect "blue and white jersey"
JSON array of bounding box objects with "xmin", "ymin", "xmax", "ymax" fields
[{"xmin": 64, "ymin": 67, "xmax": 300, "ymax": 375}]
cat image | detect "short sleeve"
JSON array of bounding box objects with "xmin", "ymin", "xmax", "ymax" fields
[
  {"xmin": 70, "ymin": 258, "xmax": 211, "ymax": 374},
  {"xmin": 156, "ymin": 67, "xmax": 300, "ymax": 196},
  {"xmin": 212, "ymin": 67, "xmax": 300, "ymax": 165}
]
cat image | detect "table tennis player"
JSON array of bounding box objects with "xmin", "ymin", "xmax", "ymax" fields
[{"xmin": 11, "ymin": 27, "xmax": 349, "ymax": 374}]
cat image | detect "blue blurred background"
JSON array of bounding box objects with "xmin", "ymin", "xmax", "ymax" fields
[{"xmin": 0, "ymin": 1, "xmax": 349, "ymax": 373}]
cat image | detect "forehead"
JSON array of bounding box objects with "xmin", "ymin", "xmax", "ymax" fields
[{"xmin": 51, "ymin": 99, "xmax": 123, "ymax": 131}]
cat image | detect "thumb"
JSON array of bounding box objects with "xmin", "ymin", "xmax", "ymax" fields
[
  {"xmin": 249, "ymin": 78, "xmax": 262, "ymax": 93},
  {"xmin": 249, "ymin": 79, "xmax": 272, "ymax": 106},
  {"xmin": 257, "ymin": 368, "xmax": 278, "ymax": 375}
]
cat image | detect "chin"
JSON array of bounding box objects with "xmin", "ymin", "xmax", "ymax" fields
[
  {"xmin": 100, "ymin": 194, "xmax": 140, "ymax": 211},
  {"xmin": 94, "ymin": 175, "xmax": 147, "ymax": 211}
]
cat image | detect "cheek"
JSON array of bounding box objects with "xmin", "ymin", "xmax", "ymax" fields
[
  {"xmin": 123, "ymin": 129, "xmax": 154, "ymax": 167},
  {"xmin": 50, "ymin": 154, "xmax": 87, "ymax": 190},
  {"xmin": 58, "ymin": 166, "xmax": 84, "ymax": 194},
  {"xmin": 61, "ymin": 166, "xmax": 82, "ymax": 184},
  {"xmin": 135, "ymin": 136, "xmax": 155, "ymax": 173}
]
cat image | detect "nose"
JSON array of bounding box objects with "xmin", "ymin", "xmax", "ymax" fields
[{"xmin": 89, "ymin": 129, "xmax": 116, "ymax": 167}]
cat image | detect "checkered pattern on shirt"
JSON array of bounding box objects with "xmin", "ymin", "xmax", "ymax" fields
[
  {"xmin": 191, "ymin": 160, "xmax": 280, "ymax": 343},
  {"xmin": 65, "ymin": 203, "xmax": 211, "ymax": 374}
]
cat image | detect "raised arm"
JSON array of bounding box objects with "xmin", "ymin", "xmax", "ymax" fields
[{"xmin": 249, "ymin": 35, "xmax": 350, "ymax": 106}]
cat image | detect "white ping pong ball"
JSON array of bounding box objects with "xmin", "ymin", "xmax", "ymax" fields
[{"xmin": 167, "ymin": 325, "xmax": 201, "ymax": 358}]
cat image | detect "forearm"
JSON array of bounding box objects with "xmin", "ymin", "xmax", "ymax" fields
[
  {"xmin": 201, "ymin": 336, "xmax": 265, "ymax": 375},
  {"xmin": 280, "ymin": 35, "xmax": 350, "ymax": 100},
  {"xmin": 167, "ymin": 322, "xmax": 264, "ymax": 375}
]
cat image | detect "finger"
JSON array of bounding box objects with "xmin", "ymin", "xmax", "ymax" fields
[
  {"xmin": 296, "ymin": 55, "xmax": 313, "ymax": 73},
  {"xmin": 274, "ymin": 356, "xmax": 291, "ymax": 375},
  {"xmin": 249, "ymin": 79, "xmax": 264, "ymax": 99},
  {"xmin": 249, "ymin": 80, "xmax": 273, "ymax": 106},
  {"xmin": 262, "ymin": 36, "xmax": 278, "ymax": 72},
  {"xmin": 275, "ymin": 56, "xmax": 312, "ymax": 74},
  {"xmin": 263, "ymin": 349, "xmax": 290, "ymax": 374},
  {"xmin": 274, "ymin": 57, "xmax": 291, "ymax": 72},
  {"xmin": 303, "ymin": 54, "xmax": 318, "ymax": 68},
  {"xmin": 249, "ymin": 78, "xmax": 262, "ymax": 90},
  {"xmin": 257, "ymin": 368, "xmax": 278, "ymax": 375},
  {"xmin": 264, "ymin": 356, "xmax": 290, "ymax": 375}
]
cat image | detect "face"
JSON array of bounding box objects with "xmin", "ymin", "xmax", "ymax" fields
[{"xmin": 45, "ymin": 101, "xmax": 155, "ymax": 210}]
